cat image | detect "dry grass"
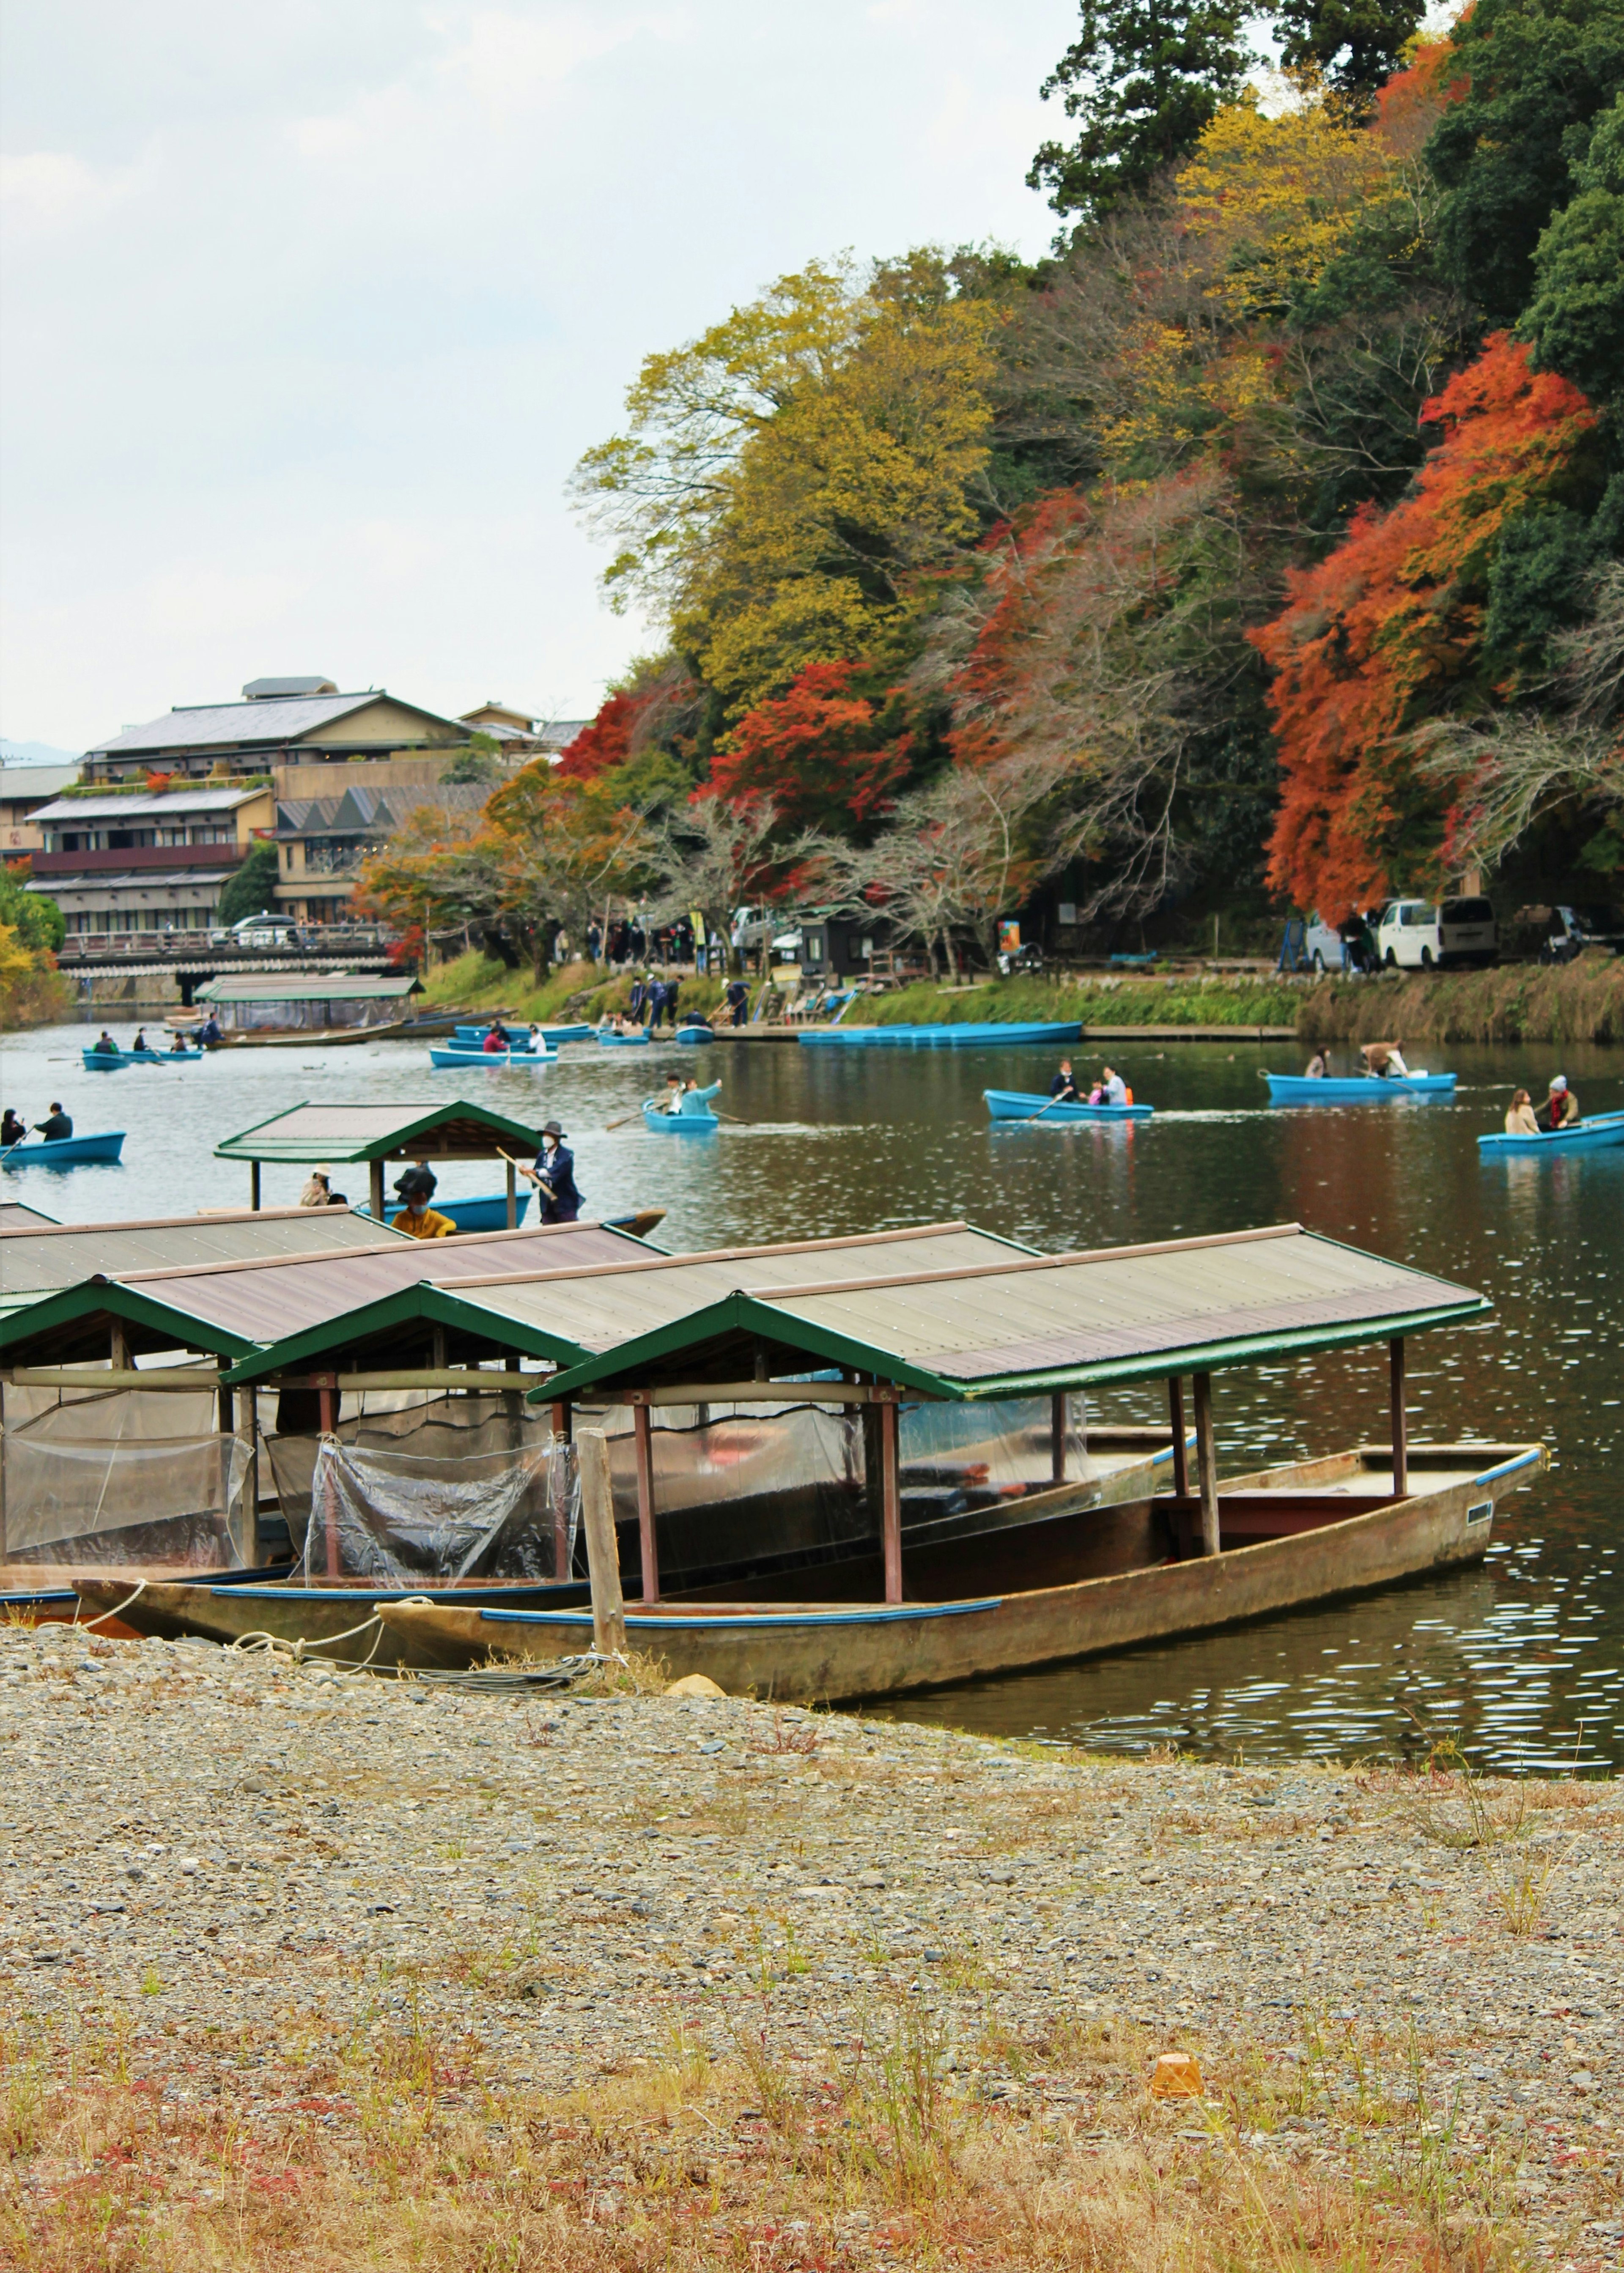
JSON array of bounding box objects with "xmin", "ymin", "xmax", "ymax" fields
[
  {"xmin": 1298, "ymin": 957, "xmax": 1624, "ymax": 1046},
  {"xmin": 0, "ymin": 1989, "xmax": 1548, "ymax": 2272}
]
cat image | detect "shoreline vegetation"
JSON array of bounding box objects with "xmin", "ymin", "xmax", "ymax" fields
[
  {"xmin": 4, "ymin": 1622, "xmax": 1616, "ymax": 2272},
  {"xmin": 421, "ymin": 951, "xmax": 1624, "ymax": 1045}
]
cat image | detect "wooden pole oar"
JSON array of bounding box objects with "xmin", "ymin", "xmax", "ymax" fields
[
  {"xmin": 603, "ymin": 1109, "xmax": 646, "ymax": 1132},
  {"xmin": 1024, "ymin": 1089, "xmax": 1075, "ymax": 1122},
  {"xmin": 711, "ymin": 1108, "xmax": 754, "ymax": 1126}
]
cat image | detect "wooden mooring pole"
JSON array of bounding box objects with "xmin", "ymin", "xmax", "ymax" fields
[
  {"xmin": 576, "ymin": 1427, "xmax": 626, "ymax": 1658},
  {"xmin": 1192, "ymin": 1371, "xmax": 1220, "ymax": 1557}
]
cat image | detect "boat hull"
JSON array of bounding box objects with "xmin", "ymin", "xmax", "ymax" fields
[
  {"xmin": 1265, "ymin": 1072, "xmax": 1456, "ymax": 1102},
  {"xmin": 1477, "ymin": 1110, "xmax": 1624, "ymax": 1156},
  {"xmin": 3, "ymin": 1561, "xmax": 293, "ymax": 1634},
  {"xmin": 454, "ymin": 1024, "xmax": 592, "ymax": 1048},
  {"xmin": 642, "ymin": 1105, "xmax": 719, "ymax": 1132},
  {"xmin": 984, "ymin": 1088, "xmax": 1152, "ymax": 1123},
  {"xmin": 1, "ymin": 1132, "xmax": 125, "ymax": 1168},
  {"xmin": 82, "ymin": 1049, "xmax": 200, "ymax": 1070},
  {"xmin": 72, "ymin": 1575, "xmax": 592, "ymax": 1664},
  {"xmin": 801, "ymin": 1020, "xmax": 1081, "ymax": 1049},
  {"xmin": 598, "ymin": 1032, "xmax": 652, "ymax": 1046},
  {"xmin": 375, "ymin": 1443, "xmax": 1543, "ymax": 1699},
  {"xmin": 675, "ymin": 1027, "xmax": 715, "ymax": 1044},
  {"xmin": 428, "ymin": 1045, "xmax": 554, "ymax": 1069}
]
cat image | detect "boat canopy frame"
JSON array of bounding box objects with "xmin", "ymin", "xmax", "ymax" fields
[{"xmin": 214, "ymin": 1099, "xmax": 549, "ymax": 1219}]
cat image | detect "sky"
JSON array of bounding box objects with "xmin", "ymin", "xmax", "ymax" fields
[{"xmin": 0, "ymin": 0, "xmax": 1080, "ymax": 755}]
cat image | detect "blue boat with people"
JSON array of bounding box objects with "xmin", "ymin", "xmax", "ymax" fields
[
  {"xmin": 453, "ymin": 1023, "xmax": 592, "ymax": 1048},
  {"xmin": 0, "ymin": 1131, "xmax": 126, "ymax": 1169},
  {"xmin": 1264, "ymin": 1071, "xmax": 1456, "ymax": 1103},
  {"xmin": 428, "ymin": 1042, "xmax": 554, "ymax": 1069},
  {"xmin": 642, "ymin": 1081, "xmax": 721, "ymax": 1132},
  {"xmin": 1478, "ymin": 1109, "xmax": 1624, "ymax": 1158},
  {"xmin": 800, "ymin": 1019, "xmax": 1081, "ymax": 1049},
  {"xmin": 82, "ymin": 1046, "xmax": 202, "ymax": 1070},
  {"xmin": 984, "ymin": 1087, "xmax": 1152, "ymax": 1124}
]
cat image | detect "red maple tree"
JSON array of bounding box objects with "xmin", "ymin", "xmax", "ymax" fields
[
  {"xmin": 1256, "ymin": 335, "xmax": 1596, "ymax": 916},
  {"xmin": 709, "ymin": 662, "xmax": 914, "ymax": 835}
]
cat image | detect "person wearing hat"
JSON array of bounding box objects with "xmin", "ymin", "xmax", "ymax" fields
[
  {"xmin": 1537, "ymin": 1075, "xmax": 1580, "ymax": 1130},
  {"xmin": 521, "ymin": 1121, "xmax": 581, "ymax": 1223},
  {"xmin": 393, "ymin": 1160, "xmax": 438, "ymax": 1204},
  {"xmin": 390, "ymin": 1169, "xmax": 455, "ymax": 1238},
  {"xmin": 298, "ymin": 1168, "xmax": 333, "ymax": 1207}
]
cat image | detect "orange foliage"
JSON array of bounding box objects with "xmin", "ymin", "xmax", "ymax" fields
[
  {"xmin": 709, "ymin": 661, "xmax": 912, "ymax": 833},
  {"xmin": 554, "ymin": 691, "xmax": 645, "ymax": 781},
  {"xmin": 1256, "ymin": 335, "xmax": 1596, "ymax": 916},
  {"xmin": 1372, "ymin": 33, "xmax": 1469, "ymax": 160}
]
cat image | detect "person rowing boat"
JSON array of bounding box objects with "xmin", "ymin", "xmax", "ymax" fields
[
  {"xmin": 1048, "ymin": 1058, "xmax": 1080, "ymax": 1102},
  {"xmin": 1537, "ymin": 1075, "xmax": 1580, "ymax": 1130}
]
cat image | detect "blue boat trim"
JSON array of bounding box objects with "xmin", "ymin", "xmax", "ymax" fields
[
  {"xmin": 477, "ymin": 1598, "xmax": 1005, "ymax": 1630},
  {"xmin": 211, "ymin": 1582, "xmax": 587, "ymax": 1602},
  {"xmin": 984, "ymin": 1088, "xmax": 1152, "ymax": 1124},
  {"xmin": 1470, "ymin": 1448, "xmax": 1543, "ymax": 1487},
  {"xmin": 801, "ymin": 1020, "xmax": 1079, "ymax": 1049}
]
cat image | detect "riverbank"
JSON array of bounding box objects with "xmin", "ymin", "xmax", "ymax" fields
[
  {"xmin": 418, "ymin": 951, "xmax": 1622, "ymax": 1047},
  {"xmin": 5, "ymin": 1622, "xmax": 1618, "ymax": 2270}
]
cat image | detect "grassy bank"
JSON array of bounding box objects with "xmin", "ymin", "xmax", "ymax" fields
[
  {"xmin": 1300, "ymin": 955, "xmax": 1624, "ymax": 1047},
  {"xmin": 420, "ymin": 950, "xmax": 1624, "ymax": 1045}
]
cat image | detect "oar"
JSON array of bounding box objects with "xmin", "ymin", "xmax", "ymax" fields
[
  {"xmin": 603, "ymin": 1108, "xmax": 647, "ymax": 1132},
  {"xmin": 711, "ymin": 1108, "xmax": 754, "ymax": 1126},
  {"xmin": 1024, "ymin": 1089, "xmax": 1076, "ymax": 1122}
]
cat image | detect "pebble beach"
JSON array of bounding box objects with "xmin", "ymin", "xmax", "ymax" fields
[{"xmin": 3, "ymin": 1620, "xmax": 1620, "ymax": 2268}]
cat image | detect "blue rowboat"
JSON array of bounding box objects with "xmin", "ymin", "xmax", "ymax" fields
[
  {"xmin": 428, "ymin": 1043, "xmax": 554, "ymax": 1069},
  {"xmin": 675, "ymin": 1025, "xmax": 715, "ymax": 1044},
  {"xmin": 1, "ymin": 1132, "xmax": 126, "ymax": 1169},
  {"xmin": 1477, "ymin": 1109, "xmax": 1624, "ymax": 1157},
  {"xmin": 453, "ymin": 1024, "xmax": 592, "ymax": 1048},
  {"xmin": 82, "ymin": 1047, "xmax": 201, "ymax": 1070},
  {"xmin": 642, "ymin": 1099, "xmax": 719, "ymax": 1132},
  {"xmin": 800, "ymin": 1018, "xmax": 1081, "ymax": 1049},
  {"xmin": 358, "ymin": 1190, "xmax": 534, "ymax": 1232},
  {"xmin": 984, "ymin": 1088, "xmax": 1152, "ymax": 1123},
  {"xmin": 599, "ymin": 1030, "xmax": 652, "ymax": 1046},
  {"xmin": 1264, "ymin": 1071, "xmax": 1457, "ymax": 1103}
]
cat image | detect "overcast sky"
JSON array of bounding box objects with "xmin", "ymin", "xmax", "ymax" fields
[{"xmin": 1, "ymin": 0, "xmax": 1080, "ymax": 753}]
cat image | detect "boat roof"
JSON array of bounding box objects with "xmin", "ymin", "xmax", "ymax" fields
[
  {"xmin": 196, "ymin": 974, "xmax": 421, "ymax": 1004},
  {"xmin": 0, "ymin": 1218, "xmax": 657, "ymax": 1367},
  {"xmin": 0, "ymin": 1204, "xmax": 404, "ymax": 1318},
  {"xmin": 533, "ymin": 1223, "xmax": 1491, "ymax": 1402},
  {"xmin": 217, "ymin": 1223, "xmax": 1032, "ymax": 1384},
  {"xmin": 0, "ymin": 1201, "xmax": 58, "ymax": 1232},
  {"xmin": 214, "ymin": 1100, "xmax": 546, "ymax": 1164}
]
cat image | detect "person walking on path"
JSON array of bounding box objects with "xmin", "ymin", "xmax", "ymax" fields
[
  {"xmin": 726, "ymin": 979, "xmax": 749, "ymax": 1027},
  {"xmin": 521, "ymin": 1121, "xmax": 581, "ymax": 1223}
]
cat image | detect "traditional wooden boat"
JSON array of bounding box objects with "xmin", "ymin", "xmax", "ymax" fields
[
  {"xmin": 81, "ymin": 1047, "xmax": 201, "ymax": 1070},
  {"xmin": 370, "ymin": 1220, "xmax": 1536, "ymax": 1700},
  {"xmin": 428, "ymin": 1044, "xmax": 555, "ymax": 1069},
  {"xmin": 377, "ymin": 1442, "xmax": 1543, "ymax": 1697},
  {"xmin": 1263, "ymin": 1071, "xmax": 1456, "ymax": 1103},
  {"xmin": 800, "ymin": 1019, "xmax": 1081, "ymax": 1050},
  {"xmin": 74, "ymin": 1574, "xmax": 591, "ymax": 1664},
  {"xmin": 1477, "ymin": 1110, "xmax": 1624, "ymax": 1157},
  {"xmin": 8, "ymin": 1561, "xmax": 293, "ymax": 1634},
  {"xmin": 1, "ymin": 1132, "xmax": 125, "ymax": 1169},
  {"xmin": 984, "ymin": 1088, "xmax": 1152, "ymax": 1124}
]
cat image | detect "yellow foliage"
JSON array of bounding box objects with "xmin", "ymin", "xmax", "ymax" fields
[
  {"xmin": 574, "ymin": 255, "xmax": 1001, "ymax": 714},
  {"xmin": 0, "ymin": 922, "xmax": 33, "ymax": 988},
  {"xmin": 1177, "ymin": 77, "xmax": 1394, "ymax": 323}
]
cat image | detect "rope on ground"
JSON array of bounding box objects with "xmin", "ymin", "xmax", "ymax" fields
[
  {"xmin": 227, "ymin": 1612, "xmax": 386, "ymax": 1667},
  {"xmin": 76, "ymin": 1578, "xmax": 149, "ymax": 1632}
]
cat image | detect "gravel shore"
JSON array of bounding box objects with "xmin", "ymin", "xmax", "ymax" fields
[{"xmin": 2, "ymin": 1620, "xmax": 1619, "ymax": 2265}]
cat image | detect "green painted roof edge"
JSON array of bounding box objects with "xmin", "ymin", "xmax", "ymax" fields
[
  {"xmin": 214, "ymin": 1099, "xmax": 544, "ymax": 1163},
  {"xmin": 531, "ymin": 1291, "xmax": 1493, "ymax": 1405},
  {"xmin": 0, "ymin": 1279, "xmax": 261, "ymax": 1362},
  {"xmin": 221, "ymin": 1282, "xmax": 590, "ymax": 1386},
  {"xmin": 529, "ymin": 1292, "xmax": 955, "ymax": 1405}
]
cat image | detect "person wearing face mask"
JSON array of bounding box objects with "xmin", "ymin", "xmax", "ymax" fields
[
  {"xmin": 389, "ymin": 1166, "xmax": 453, "ymax": 1238},
  {"xmin": 520, "ymin": 1121, "xmax": 581, "ymax": 1223}
]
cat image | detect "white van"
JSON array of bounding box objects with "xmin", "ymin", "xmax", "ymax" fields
[{"xmin": 1376, "ymin": 897, "xmax": 1497, "ymax": 970}]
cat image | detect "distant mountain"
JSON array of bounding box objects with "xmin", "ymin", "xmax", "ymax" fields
[{"xmin": 0, "ymin": 739, "xmax": 80, "ymax": 768}]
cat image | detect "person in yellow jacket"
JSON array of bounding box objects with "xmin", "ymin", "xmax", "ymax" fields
[{"xmin": 390, "ymin": 1168, "xmax": 454, "ymax": 1238}]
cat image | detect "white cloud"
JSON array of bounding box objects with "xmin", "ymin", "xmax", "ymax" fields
[{"xmin": 0, "ymin": 148, "xmax": 139, "ymax": 236}]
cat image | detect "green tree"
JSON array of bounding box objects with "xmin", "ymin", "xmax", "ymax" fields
[
  {"xmin": 441, "ymin": 732, "xmax": 504, "ymax": 786},
  {"xmin": 1522, "ymin": 93, "xmax": 1624, "ymax": 406},
  {"xmin": 1426, "ymin": 0, "xmax": 1624, "ymax": 326},
  {"xmin": 1026, "ymin": 0, "xmax": 1260, "ymax": 221},
  {"xmin": 215, "ymin": 839, "xmax": 282, "ymax": 927},
  {"xmin": 0, "ymin": 860, "xmax": 64, "ymax": 953},
  {"xmin": 1272, "ymin": 0, "xmax": 1423, "ymax": 107}
]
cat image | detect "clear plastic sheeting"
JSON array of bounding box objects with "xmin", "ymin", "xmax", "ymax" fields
[
  {"xmin": 296, "ymin": 1431, "xmax": 574, "ymax": 1585},
  {"xmin": 2, "ymin": 1423, "xmax": 250, "ymax": 1568},
  {"xmin": 899, "ymin": 1394, "xmax": 1092, "ymax": 1520},
  {"xmin": 265, "ymin": 1390, "xmax": 557, "ymax": 1564}
]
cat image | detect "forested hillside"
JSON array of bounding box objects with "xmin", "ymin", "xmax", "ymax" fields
[{"xmin": 365, "ymin": 0, "xmax": 1623, "ymax": 973}]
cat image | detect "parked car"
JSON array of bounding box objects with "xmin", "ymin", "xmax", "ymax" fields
[
  {"xmin": 1302, "ymin": 912, "xmax": 1348, "ymax": 974},
  {"xmin": 1375, "ymin": 897, "xmax": 1498, "ymax": 970}
]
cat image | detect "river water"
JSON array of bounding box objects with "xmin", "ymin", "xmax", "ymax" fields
[{"xmin": 3, "ymin": 1019, "xmax": 1620, "ymax": 1770}]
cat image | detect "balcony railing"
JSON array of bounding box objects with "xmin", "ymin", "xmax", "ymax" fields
[{"xmin": 30, "ymin": 844, "xmax": 246, "ymax": 877}]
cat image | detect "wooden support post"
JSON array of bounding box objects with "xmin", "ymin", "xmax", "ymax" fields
[
  {"xmin": 550, "ymin": 1398, "xmax": 572, "ymax": 1442},
  {"xmin": 880, "ymin": 1395, "xmax": 902, "ymax": 1604},
  {"xmin": 431, "ymin": 1325, "xmax": 448, "ymax": 1373},
  {"xmin": 1169, "ymin": 1376, "xmax": 1189, "ymax": 1499},
  {"xmin": 318, "ymin": 1382, "xmax": 339, "ymax": 1578},
  {"xmin": 216, "ymin": 1379, "xmax": 234, "ymax": 1556},
  {"xmin": 0, "ymin": 1376, "xmax": 7, "ymax": 1563},
  {"xmin": 1389, "ymin": 1336, "xmax": 1408, "ymax": 1500},
  {"xmin": 239, "ymin": 1387, "xmax": 259, "ymax": 1568},
  {"xmin": 1050, "ymin": 1392, "xmax": 1066, "ymax": 1485},
  {"xmin": 110, "ymin": 1322, "xmax": 131, "ymax": 1372},
  {"xmin": 505, "ymin": 1158, "xmax": 517, "ymax": 1229},
  {"xmin": 1192, "ymin": 1371, "xmax": 1220, "ymax": 1557},
  {"xmin": 576, "ymin": 1427, "xmax": 626, "ymax": 1656},
  {"xmin": 250, "ymin": 1161, "xmax": 261, "ymax": 1212},
  {"xmin": 370, "ymin": 1159, "xmax": 386, "ymax": 1222},
  {"xmin": 547, "ymin": 1397, "xmax": 572, "ymax": 1576},
  {"xmin": 632, "ymin": 1401, "xmax": 658, "ymax": 1602}
]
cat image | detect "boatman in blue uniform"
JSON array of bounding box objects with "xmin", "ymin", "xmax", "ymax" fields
[
  {"xmin": 1049, "ymin": 1059, "xmax": 1080, "ymax": 1102},
  {"xmin": 521, "ymin": 1120, "xmax": 581, "ymax": 1223}
]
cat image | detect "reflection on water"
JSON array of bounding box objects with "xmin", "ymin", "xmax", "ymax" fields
[{"xmin": 3, "ymin": 1023, "xmax": 1619, "ymax": 1767}]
